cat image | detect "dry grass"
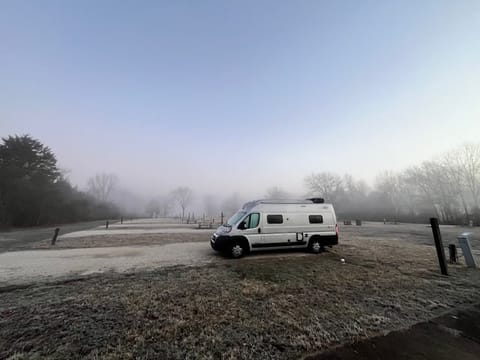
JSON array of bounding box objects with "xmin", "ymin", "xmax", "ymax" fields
[
  {"xmin": 23, "ymin": 232, "xmax": 210, "ymax": 250},
  {"xmin": 1, "ymin": 237, "xmax": 480, "ymax": 359}
]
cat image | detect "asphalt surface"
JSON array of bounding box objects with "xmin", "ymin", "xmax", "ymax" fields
[
  {"xmin": 0, "ymin": 220, "xmax": 107, "ymax": 253},
  {"xmin": 306, "ymin": 304, "xmax": 480, "ymax": 360}
]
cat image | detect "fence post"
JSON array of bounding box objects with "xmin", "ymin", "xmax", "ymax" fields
[
  {"xmin": 51, "ymin": 228, "xmax": 60, "ymax": 245},
  {"xmin": 430, "ymin": 217, "xmax": 448, "ymax": 275}
]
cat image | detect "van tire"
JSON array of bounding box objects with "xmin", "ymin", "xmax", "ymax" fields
[
  {"xmin": 309, "ymin": 237, "xmax": 323, "ymax": 254},
  {"xmin": 229, "ymin": 241, "xmax": 247, "ymax": 259}
]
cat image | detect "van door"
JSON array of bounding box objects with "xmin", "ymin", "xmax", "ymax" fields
[
  {"xmin": 258, "ymin": 214, "xmax": 294, "ymax": 247},
  {"xmin": 237, "ymin": 212, "xmax": 262, "ymax": 247}
]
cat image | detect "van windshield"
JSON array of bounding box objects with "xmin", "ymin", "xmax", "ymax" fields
[{"xmin": 226, "ymin": 211, "xmax": 246, "ymax": 226}]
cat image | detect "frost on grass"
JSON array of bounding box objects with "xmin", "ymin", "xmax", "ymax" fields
[{"xmin": 1, "ymin": 238, "xmax": 480, "ymax": 359}]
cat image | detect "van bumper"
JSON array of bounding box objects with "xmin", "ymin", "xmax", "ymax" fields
[
  {"xmin": 321, "ymin": 235, "xmax": 338, "ymax": 246},
  {"xmin": 210, "ymin": 234, "xmax": 232, "ymax": 252}
]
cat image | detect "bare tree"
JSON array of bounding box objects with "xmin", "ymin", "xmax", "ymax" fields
[
  {"xmin": 158, "ymin": 195, "xmax": 174, "ymax": 217},
  {"xmin": 87, "ymin": 173, "xmax": 118, "ymax": 202},
  {"xmin": 457, "ymin": 143, "xmax": 480, "ymax": 209},
  {"xmin": 441, "ymin": 151, "xmax": 470, "ymax": 220},
  {"xmin": 304, "ymin": 172, "xmax": 343, "ymax": 203},
  {"xmin": 221, "ymin": 193, "xmax": 242, "ymax": 218},
  {"xmin": 376, "ymin": 171, "xmax": 404, "ymax": 221},
  {"xmin": 171, "ymin": 186, "xmax": 193, "ymax": 221},
  {"xmin": 203, "ymin": 194, "xmax": 219, "ymax": 217},
  {"xmin": 145, "ymin": 199, "xmax": 160, "ymax": 218},
  {"xmin": 405, "ymin": 161, "xmax": 461, "ymax": 223},
  {"xmin": 265, "ymin": 186, "xmax": 290, "ymax": 199}
]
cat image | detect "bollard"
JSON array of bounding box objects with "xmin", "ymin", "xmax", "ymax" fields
[
  {"xmin": 51, "ymin": 228, "xmax": 60, "ymax": 245},
  {"xmin": 430, "ymin": 218, "xmax": 448, "ymax": 275},
  {"xmin": 448, "ymin": 244, "xmax": 457, "ymax": 264},
  {"xmin": 106, "ymin": 220, "xmax": 109, "ymax": 229},
  {"xmin": 457, "ymin": 233, "xmax": 477, "ymax": 268}
]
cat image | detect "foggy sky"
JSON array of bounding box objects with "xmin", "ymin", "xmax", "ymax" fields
[{"xmin": 1, "ymin": 1, "xmax": 480, "ymax": 199}]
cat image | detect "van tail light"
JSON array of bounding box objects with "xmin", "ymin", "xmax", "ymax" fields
[{"xmin": 335, "ymin": 224, "xmax": 339, "ymax": 236}]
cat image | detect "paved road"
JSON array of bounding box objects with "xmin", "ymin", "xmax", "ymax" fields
[
  {"xmin": 0, "ymin": 242, "xmax": 217, "ymax": 285},
  {"xmin": 0, "ymin": 220, "xmax": 106, "ymax": 253},
  {"xmin": 307, "ymin": 304, "xmax": 480, "ymax": 360}
]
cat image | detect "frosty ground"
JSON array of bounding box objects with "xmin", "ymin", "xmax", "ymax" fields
[{"xmin": 0, "ymin": 220, "xmax": 479, "ymax": 359}]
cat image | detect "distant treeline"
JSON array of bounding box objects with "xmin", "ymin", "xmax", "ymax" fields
[
  {"xmin": 2, "ymin": 134, "xmax": 479, "ymax": 227},
  {"xmin": 0, "ymin": 135, "xmax": 120, "ymax": 227},
  {"xmin": 303, "ymin": 143, "xmax": 480, "ymax": 225}
]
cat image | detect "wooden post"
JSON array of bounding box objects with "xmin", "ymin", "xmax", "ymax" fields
[
  {"xmin": 120, "ymin": 217, "xmax": 123, "ymax": 224},
  {"xmin": 430, "ymin": 217, "xmax": 448, "ymax": 275},
  {"xmin": 51, "ymin": 228, "xmax": 60, "ymax": 245},
  {"xmin": 106, "ymin": 220, "xmax": 109, "ymax": 229},
  {"xmin": 221, "ymin": 212, "xmax": 224, "ymax": 225}
]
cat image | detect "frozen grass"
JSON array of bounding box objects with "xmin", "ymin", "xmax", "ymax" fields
[
  {"xmin": 28, "ymin": 232, "xmax": 210, "ymax": 250},
  {"xmin": 1, "ymin": 237, "xmax": 480, "ymax": 359}
]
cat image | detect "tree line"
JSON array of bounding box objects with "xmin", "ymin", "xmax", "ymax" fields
[
  {"xmin": 303, "ymin": 143, "xmax": 480, "ymax": 225},
  {"xmin": 0, "ymin": 135, "xmax": 120, "ymax": 227},
  {"xmin": 146, "ymin": 143, "xmax": 480, "ymax": 226},
  {"xmin": 2, "ymin": 134, "xmax": 478, "ymax": 227}
]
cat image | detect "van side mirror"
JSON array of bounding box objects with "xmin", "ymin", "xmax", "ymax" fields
[{"xmin": 238, "ymin": 222, "xmax": 247, "ymax": 230}]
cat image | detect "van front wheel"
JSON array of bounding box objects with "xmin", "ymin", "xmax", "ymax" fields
[{"xmin": 230, "ymin": 242, "xmax": 247, "ymax": 259}]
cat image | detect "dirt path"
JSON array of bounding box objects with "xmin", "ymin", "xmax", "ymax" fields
[
  {"xmin": 0, "ymin": 242, "xmax": 215, "ymax": 285},
  {"xmin": 0, "ymin": 220, "xmax": 106, "ymax": 253}
]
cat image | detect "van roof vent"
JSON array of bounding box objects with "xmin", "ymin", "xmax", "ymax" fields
[{"xmin": 306, "ymin": 197, "xmax": 325, "ymax": 203}]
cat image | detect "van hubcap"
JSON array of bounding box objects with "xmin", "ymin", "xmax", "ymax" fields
[
  {"xmin": 232, "ymin": 245, "xmax": 243, "ymax": 258},
  {"xmin": 312, "ymin": 242, "xmax": 321, "ymax": 253}
]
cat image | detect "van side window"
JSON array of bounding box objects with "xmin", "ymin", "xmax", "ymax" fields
[
  {"xmin": 240, "ymin": 213, "xmax": 260, "ymax": 229},
  {"xmin": 309, "ymin": 215, "xmax": 323, "ymax": 224},
  {"xmin": 249, "ymin": 213, "xmax": 260, "ymax": 228},
  {"xmin": 267, "ymin": 214, "xmax": 283, "ymax": 224}
]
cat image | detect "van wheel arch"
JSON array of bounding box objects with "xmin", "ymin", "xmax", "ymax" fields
[{"xmin": 227, "ymin": 236, "xmax": 250, "ymax": 258}]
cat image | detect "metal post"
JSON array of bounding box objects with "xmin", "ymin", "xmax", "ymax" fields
[
  {"xmin": 51, "ymin": 228, "xmax": 60, "ymax": 245},
  {"xmin": 448, "ymin": 244, "xmax": 457, "ymax": 263},
  {"xmin": 457, "ymin": 233, "xmax": 477, "ymax": 268},
  {"xmin": 430, "ymin": 217, "xmax": 448, "ymax": 275}
]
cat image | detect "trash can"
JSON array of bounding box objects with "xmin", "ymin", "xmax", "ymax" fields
[{"xmin": 355, "ymin": 219, "xmax": 362, "ymax": 226}]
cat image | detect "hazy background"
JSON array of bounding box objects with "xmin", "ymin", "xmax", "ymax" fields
[{"xmin": 1, "ymin": 1, "xmax": 480, "ymax": 208}]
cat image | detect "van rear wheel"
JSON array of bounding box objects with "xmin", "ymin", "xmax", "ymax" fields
[{"xmin": 309, "ymin": 238, "xmax": 324, "ymax": 254}]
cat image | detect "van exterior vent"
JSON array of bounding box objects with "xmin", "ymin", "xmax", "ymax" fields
[{"xmin": 307, "ymin": 197, "xmax": 325, "ymax": 204}]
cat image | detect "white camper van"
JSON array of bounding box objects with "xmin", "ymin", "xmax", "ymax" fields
[{"xmin": 211, "ymin": 198, "xmax": 338, "ymax": 258}]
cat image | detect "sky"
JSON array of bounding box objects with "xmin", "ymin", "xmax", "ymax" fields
[{"xmin": 1, "ymin": 0, "xmax": 480, "ymax": 199}]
